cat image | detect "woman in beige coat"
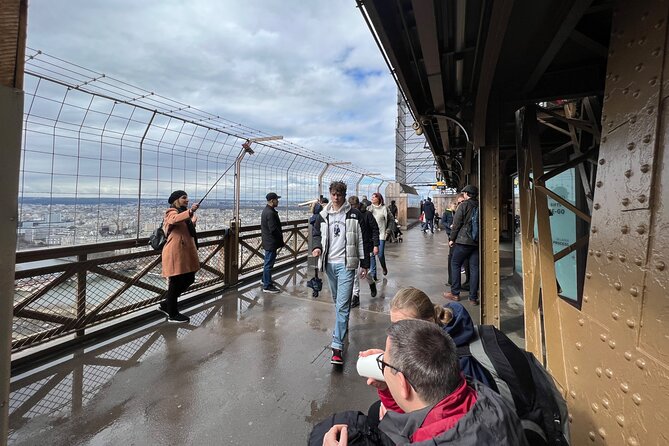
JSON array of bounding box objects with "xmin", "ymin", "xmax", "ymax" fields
[{"xmin": 158, "ymin": 190, "xmax": 200, "ymax": 323}]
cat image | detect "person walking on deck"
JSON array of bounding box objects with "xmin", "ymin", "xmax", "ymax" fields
[
  {"xmin": 444, "ymin": 185, "xmax": 479, "ymax": 305},
  {"xmin": 349, "ymin": 196, "xmax": 379, "ymax": 306},
  {"xmin": 368, "ymin": 192, "xmax": 390, "ymax": 281},
  {"xmin": 423, "ymin": 197, "xmax": 436, "ymax": 233},
  {"xmin": 261, "ymin": 192, "xmax": 284, "ymax": 293},
  {"xmin": 159, "ymin": 190, "xmax": 200, "ymax": 323},
  {"xmin": 312, "ymin": 181, "xmax": 367, "ymax": 365}
]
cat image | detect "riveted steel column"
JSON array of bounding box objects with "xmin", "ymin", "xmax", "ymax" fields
[{"xmin": 480, "ymin": 148, "xmax": 500, "ymax": 326}]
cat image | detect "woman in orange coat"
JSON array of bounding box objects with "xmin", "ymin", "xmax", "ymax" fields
[{"xmin": 158, "ymin": 190, "xmax": 200, "ymax": 323}]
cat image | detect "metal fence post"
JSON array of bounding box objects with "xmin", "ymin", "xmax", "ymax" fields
[
  {"xmin": 76, "ymin": 254, "xmax": 87, "ymax": 337},
  {"xmin": 225, "ymin": 221, "xmax": 239, "ymax": 285}
]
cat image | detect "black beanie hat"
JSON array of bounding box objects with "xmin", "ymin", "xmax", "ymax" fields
[{"xmin": 168, "ymin": 190, "xmax": 187, "ymax": 204}]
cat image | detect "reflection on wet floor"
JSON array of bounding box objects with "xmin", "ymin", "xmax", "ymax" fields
[{"xmin": 9, "ymin": 228, "xmax": 522, "ymax": 445}]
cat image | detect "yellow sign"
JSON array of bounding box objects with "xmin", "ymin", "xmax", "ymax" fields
[{"xmin": 436, "ymin": 181, "xmax": 445, "ymax": 186}]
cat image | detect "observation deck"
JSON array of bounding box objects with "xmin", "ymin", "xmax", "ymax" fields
[{"xmin": 9, "ymin": 226, "xmax": 522, "ymax": 445}]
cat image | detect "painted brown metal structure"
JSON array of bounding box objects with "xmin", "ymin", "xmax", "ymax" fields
[{"xmin": 361, "ymin": 0, "xmax": 668, "ymax": 444}]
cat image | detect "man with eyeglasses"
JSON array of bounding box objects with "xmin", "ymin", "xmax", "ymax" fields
[
  {"xmin": 314, "ymin": 320, "xmax": 527, "ymax": 445},
  {"xmin": 312, "ymin": 181, "xmax": 368, "ymax": 365}
]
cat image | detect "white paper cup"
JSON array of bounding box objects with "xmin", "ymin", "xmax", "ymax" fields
[{"xmin": 356, "ymin": 353, "xmax": 385, "ymax": 381}]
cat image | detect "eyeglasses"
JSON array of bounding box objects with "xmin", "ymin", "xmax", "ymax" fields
[{"xmin": 376, "ymin": 354, "xmax": 412, "ymax": 386}]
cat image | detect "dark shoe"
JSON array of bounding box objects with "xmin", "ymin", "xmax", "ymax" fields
[
  {"xmin": 263, "ymin": 285, "xmax": 281, "ymax": 294},
  {"xmin": 157, "ymin": 301, "xmax": 169, "ymax": 317},
  {"xmin": 167, "ymin": 312, "xmax": 190, "ymax": 323},
  {"xmin": 331, "ymin": 348, "xmax": 344, "ymax": 365},
  {"xmin": 470, "ymin": 299, "xmax": 480, "ymax": 306},
  {"xmin": 382, "ymin": 267, "xmax": 388, "ymax": 276},
  {"xmin": 461, "ymin": 283, "xmax": 470, "ymax": 291},
  {"xmin": 370, "ymin": 282, "xmax": 377, "ymax": 297},
  {"xmin": 351, "ymin": 295, "xmax": 360, "ymax": 308},
  {"xmin": 443, "ymin": 292, "xmax": 460, "ymax": 301}
]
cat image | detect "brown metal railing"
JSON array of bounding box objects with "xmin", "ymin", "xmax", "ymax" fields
[{"xmin": 13, "ymin": 220, "xmax": 308, "ymax": 353}]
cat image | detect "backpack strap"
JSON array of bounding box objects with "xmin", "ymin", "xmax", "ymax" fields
[{"xmin": 468, "ymin": 326, "xmax": 517, "ymax": 411}]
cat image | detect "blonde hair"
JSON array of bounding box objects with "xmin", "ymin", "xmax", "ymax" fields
[{"xmin": 391, "ymin": 287, "xmax": 453, "ymax": 326}]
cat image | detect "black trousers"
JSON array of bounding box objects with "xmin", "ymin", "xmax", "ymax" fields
[{"xmin": 165, "ymin": 272, "xmax": 196, "ymax": 315}]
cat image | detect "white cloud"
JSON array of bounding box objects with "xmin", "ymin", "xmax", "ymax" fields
[{"xmin": 26, "ymin": 0, "xmax": 397, "ymax": 178}]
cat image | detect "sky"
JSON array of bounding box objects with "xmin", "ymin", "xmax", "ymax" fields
[{"xmin": 25, "ymin": 0, "xmax": 398, "ymax": 179}]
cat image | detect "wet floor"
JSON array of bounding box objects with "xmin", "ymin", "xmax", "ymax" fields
[{"xmin": 9, "ymin": 227, "xmax": 521, "ymax": 445}]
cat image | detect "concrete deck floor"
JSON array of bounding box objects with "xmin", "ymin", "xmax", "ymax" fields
[{"xmin": 9, "ymin": 227, "xmax": 524, "ymax": 445}]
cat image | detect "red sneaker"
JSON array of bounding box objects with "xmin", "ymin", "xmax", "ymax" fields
[
  {"xmin": 443, "ymin": 292, "xmax": 460, "ymax": 301},
  {"xmin": 331, "ymin": 348, "xmax": 344, "ymax": 365}
]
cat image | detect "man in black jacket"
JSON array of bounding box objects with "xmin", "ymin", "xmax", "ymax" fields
[
  {"xmin": 261, "ymin": 192, "xmax": 284, "ymax": 293},
  {"xmin": 444, "ymin": 185, "xmax": 479, "ymax": 305},
  {"xmin": 348, "ymin": 196, "xmax": 379, "ymax": 306}
]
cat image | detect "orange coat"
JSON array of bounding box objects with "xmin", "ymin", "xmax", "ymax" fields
[{"xmin": 161, "ymin": 208, "xmax": 200, "ymax": 277}]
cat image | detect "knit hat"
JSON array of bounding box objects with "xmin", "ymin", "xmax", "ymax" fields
[{"xmin": 168, "ymin": 190, "xmax": 187, "ymax": 204}]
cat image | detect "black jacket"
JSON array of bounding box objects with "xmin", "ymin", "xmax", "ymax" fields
[
  {"xmin": 261, "ymin": 205, "xmax": 284, "ymax": 251},
  {"xmin": 358, "ymin": 208, "xmax": 379, "ymax": 264},
  {"xmin": 423, "ymin": 200, "xmax": 436, "ymax": 220},
  {"xmin": 449, "ymin": 198, "xmax": 478, "ymax": 246}
]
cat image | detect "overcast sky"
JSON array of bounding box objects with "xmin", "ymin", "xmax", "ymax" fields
[{"xmin": 25, "ymin": 0, "xmax": 398, "ymax": 179}]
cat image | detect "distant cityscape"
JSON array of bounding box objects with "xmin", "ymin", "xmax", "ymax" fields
[{"xmin": 17, "ymin": 197, "xmax": 312, "ymax": 251}]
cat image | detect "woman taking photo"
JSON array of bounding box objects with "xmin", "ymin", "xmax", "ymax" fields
[
  {"xmin": 368, "ymin": 192, "xmax": 389, "ymax": 281},
  {"xmin": 158, "ymin": 190, "xmax": 200, "ymax": 323}
]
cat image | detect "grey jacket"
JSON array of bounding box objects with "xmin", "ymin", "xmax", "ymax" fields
[
  {"xmin": 311, "ymin": 202, "xmax": 365, "ymax": 271},
  {"xmin": 379, "ymin": 381, "xmax": 529, "ymax": 446},
  {"xmin": 449, "ymin": 198, "xmax": 478, "ymax": 246}
]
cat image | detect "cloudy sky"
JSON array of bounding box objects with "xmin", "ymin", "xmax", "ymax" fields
[{"xmin": 25, "ymin": 0, "xmax": 398, "ymax": 179}]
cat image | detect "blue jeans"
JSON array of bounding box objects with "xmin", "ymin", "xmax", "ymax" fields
[
  {"xmin": 369, "ymin": 240, "xmax": 386, "ymax": 278},
  {"xmin": 263, "ymin": 249, "xmax": 277, "ymax": 288},
  {"xmin": 325, "ymin": 262, "xmax": 355, "ymax": 350},
  {"xmin": 451, "ymin": 244, "xmax": 479, "ymax": 300}
]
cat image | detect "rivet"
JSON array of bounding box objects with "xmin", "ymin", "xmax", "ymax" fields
[
  {"xmin": 594, "ymin": 203, "xmax": 601, "ymax": 210},
  {"xmin": 635, "ymin": 63, "xmax": 643, "ymax": 71},
  {"xmin": 632, "ymin": 90, "xmax": 640, "ymax": 98},
  {"xmin": 598, "ymin": 427, "xmax": 607, "ymax": 438},
  {"xmin": 630, "ymin": 115, "xmax": 637, "ymax": 123},
  {"xmin": 599, "ymin": 158, "xmax": 605, "ymax": 165},
  {"xmin": 605, "ymin": 368, "xmax": 614, "ymax": 378},
  {"xmin": 634, "ymin": 257, "xmax": 643, "ymax": 266},
  {"xmin": 591, "ymin": 403, "xmax": 599, "ymax": 413},
  {"xmin": 622, "ymin": 197, "xmax": 630, "ymax": 206},
  {"xmin": 630, "ymin": 287, "xmax": 639, "ymax": 297},
  {"xmin": 596, "ymin": 181, "xmax": 603, "ymax": 188},
  {"xmin": 635, "ymin": 358, "xmax": 646, "ymax": 369},
  {"xmin": 636, "ymin": 224, "xmax": 646, "ymax": 234},
  {"xmin": 647, "ymin": 106, "xmax": 655, "ymax": 114},
  {"xmin": 573, "ymin": 366, "xmax": 579, "ymax": 374},
  {"xmin": 608, "ymin": 340, "xmax": 616, "ymax": 349},
  {"xmin": 640, "ymin": 164, "xmax": 650, "ymax": 173},
  {"xmin": 602, "ymin": 398, "xmax": 610, "ymax": 409},
  {"xmin": 627, "ymin": 142, "xmax": 635, "ymax": 151},
  {"xmin": 626, "ymin": 319, "xmax": 635, "ymax": 328},
  {"xmin": 649, "ymin": 77, "xmax": 657, "ymax": 86},
  {"xmin": 655, "ymin": 19, "xmax": 664, "ymax": 29},
  {"xmin": 616, "ymin": 415, "xmax": 625, "ymax": 427},
  {"xmin": 600, "ymin": 333, "xmax": 608, "ymax": 342},
  {"xmin": 612, "ymin": 311, "xmax": 620, "ymax": 320},
  {"xmin": 575, "ymin": 341, "xmax": 583, "ymax": 350},
  {"xmin": 595, "ymin": 250, "xmax": 602, "ymax": 257},
  {"xmin": 588, "ymin": 249, "xmax": 594, "ymax": 256},
  {"xmin": 624, "ymin": 169, "xmax": 632, "ymax": 178},
  {"xmin": 638, "ymin": 36, "xmax": 646, "ymax": 45},
  {"xmin": 588, "ymin": 431, "xmax": 596, "ymax": 441},
  {"xmin": 621, "ymin": 225, "xmax": 629, "ymax": 234},
  {"xmin": 568, "ymin": 414, "xmax": 573, "ymax": 423},
  {"xmin": 627, "ymin": 40, "xmax": 634, "ymax": 48},
  {"xmin": 606, "ymin": 251, "xmax": 614, "ymax": 260},
  {"xmin": 622, "ymin": 87, "xmax": 629, "ymax": 95},
  {"xmin": 604, "ymin": 93, "xmax": 610, "ymax": 100},
  {"xmin": 613, "ymin": 282, "xmax": 622, "ymax": 290},
  {"xmin": 586, "ymin": 271, "xmax": 592, "ymax": 279},
  {"xmin": 632, "ymin": 393, "xmax": 642, "ymax": 405},
  {"xmin": 624, "ymin": 351, "xmax": 633, "ymax": 361},
  {"xmin": 578, "ymin": 318, "xmax": 585, "ymax": 326},
  {"xmin": 657, "ymin": 261, "xmax": 666, "ymax": 271},
  {"xmin": 643, "ymin": 134, "xmax": 652, "ymax": 143},
  {"xmin": 569, "ymin": 390, "xmax": 577, "ymax": 399},
  {"xmin": 583, "ymin": 295, "xmax": 589, "ymax": 302},
  {"xmin": 652, "ymin": 47, "xmax": 661, "ymax": 56},
  {"xmin": 638, "ymin": 194, "xmax": 647, "ymax": 203},
  {"xmin": 601, "ymin": 136, "xmax": 607, "ymax": 143},
  {"xmin": 628, "ymin": 437, "xmax": 639, "ymax": 446},
  {"xmin": 620, "ymin": 382, "xmax": 629, "ymax": 393},
  {"xmin": 619, "ymin": 254, "xmax": 627, "ymax": 262},
  {"xmin": 595, "ymin": 367, "xmax": 603, "ymax": 377}
]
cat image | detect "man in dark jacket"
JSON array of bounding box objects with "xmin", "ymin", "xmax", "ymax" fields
[
  {"xmin": 261, "ymin": 192, "xmax": 284, "ymax": 293},
  {"xmin": 422, "ymin": 197, "xmax": 436, "ymax": 233},
  {"xmin": 348, "ymin": 196, "xmax": 379, "ymax": 306},
  {"xmin": 318, "ymin": 320, "xmax": 528, "ymax": 446},
  {"xmin": 444, "ymin": 185, "xmax": 479, "ymax": 305}
]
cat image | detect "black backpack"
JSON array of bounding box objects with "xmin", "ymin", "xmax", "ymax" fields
[
  {"xmin": 308, "ymin": 411, "xmax": 392, "ymax": 446},
  {"xmin": 467, "ymin": 204, "xmax": 479, "ymax": 242},
  {"xmin": 457, "ymin": 325, "xmax": 570, "ymax": 446},
  {"xmin": 148, "ymin": 222, "xmax": 167, "ymax": 251}
]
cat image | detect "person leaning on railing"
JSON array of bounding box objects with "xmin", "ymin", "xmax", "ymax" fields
[{"xmin": 158, "ymin": 190, "xmax": 200, "ymax": 323}]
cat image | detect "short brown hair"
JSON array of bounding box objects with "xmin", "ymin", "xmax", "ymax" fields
[
  {"xmin": 348, "ymin": 195, "xmax": 360, "ymax": 206},
  {"xmin": 329, "ymin": 181, "xmax": 347, "ymax": 195}
]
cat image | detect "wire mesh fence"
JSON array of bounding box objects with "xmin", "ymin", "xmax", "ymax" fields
[{"xmin": 18, "ymin": 49, "xmax": 389, "ymax": 251}]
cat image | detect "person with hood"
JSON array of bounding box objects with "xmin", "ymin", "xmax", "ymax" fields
[
  {"xmin": 348, "ymin": 196, "xmax": 380, "ymax": 306},
  {"xmin": 422, "ymin": 197, "xmax": 436, "ymax": 233},
  {"xmin": 312, "ymin": 181, "xmax": 368, "ymax": 365},
  {"xmin": 444, "ymin": 185, "xmax": 479, "ymax": 305},
  {"xmin": 318, "ymin": 318, "xmax": 527, "ymax": 446},
  {"xmin": 158, "ymin": 190, "xmax": 200, "ymax": 323}
]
